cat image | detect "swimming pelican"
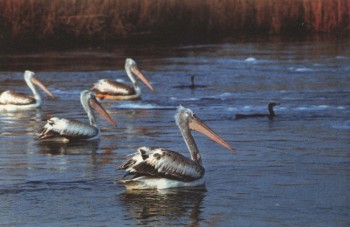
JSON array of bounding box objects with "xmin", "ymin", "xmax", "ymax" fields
[
  {"xmin": 235, "ymin": 102, "xmax": 279, "ymax": 120},
  {"xmin": 91, "ymin": 58, "xmax": 154, "ymax": 100},
  {"xmin": 37, "ymin": 90, "xmax": 116, "ymax": 143},
  {"xmin": 118, "ymin": 106, "xmax": 236, "ymax": 190},
  {"xmin": 0, "ymin": 70, "xmax": 54, "ymax": 111}
]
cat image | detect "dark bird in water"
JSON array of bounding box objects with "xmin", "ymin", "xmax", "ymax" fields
[
  {"xmin": 235, "ymin": 102, "xmax": 279, "ymax": 120},
  {"xmin": 174, "ymin": 75, "xmax": 207, "ymax": 89}
]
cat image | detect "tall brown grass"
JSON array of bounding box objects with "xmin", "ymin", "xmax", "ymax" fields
[{"xmin": 0, "ymin": 0, "xmax": 348, "ymax": 42}]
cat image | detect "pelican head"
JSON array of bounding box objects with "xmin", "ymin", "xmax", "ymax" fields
[
  {"xmin": 125, "ymin": 58, "xmax": 154, "ymax": 92},
  {"xmin": 176, "ymin": 106, "xmax": 236, "ymax": 152},
  {"xmin": 81, "ymin": 90, "xmax": 117, "ymax": 127},
  {"xmin": 24, "ymin": 70, "xmax": 55, "ymax": 98}
]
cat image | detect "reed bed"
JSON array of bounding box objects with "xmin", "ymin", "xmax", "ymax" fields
[{"xmin": 0, "ymin": 0, "xmax": 349, "ymax": 42}]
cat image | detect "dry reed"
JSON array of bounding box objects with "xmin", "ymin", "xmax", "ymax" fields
[{"xmin": 0, "ymin": 0, "xmax": 348, "ymax": 43}]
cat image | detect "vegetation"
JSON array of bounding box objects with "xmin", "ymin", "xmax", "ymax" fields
[{"xmin": 0, "ymin": 0, "xmax": 348, "ymax": 43}]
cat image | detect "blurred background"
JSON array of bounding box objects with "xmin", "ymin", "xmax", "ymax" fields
[{"xmin": 0, "ymin": 0, "xmax": 349, "ymax": 50}]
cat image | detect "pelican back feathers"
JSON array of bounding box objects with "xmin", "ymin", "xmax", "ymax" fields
[
  {"xmin": 92, "ymin": 79, "xmax": 136, "ymax": 96},
  {"xmin": 0, "ymin": 91, "xmax": 35, "ymax": 105},
  {"xmin": 120, "ymin": 146, "xmax": 205, "ymax": 182},
  {"xmin": 37, "ymin": 117, "xmax": 99, "ymax": 141}
]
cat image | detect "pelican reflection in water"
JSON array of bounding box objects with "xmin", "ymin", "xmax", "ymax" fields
[
  {"xmin": 119, "ymin": 188, "xmax": 205, "ymax": 224},
  {"xmin": 37, "ymin": 90, "xmax": 116, "ymax": 143},
  {"xmin": 0, "ymin": 70, "xmax": 54, "ymax": 111},
  {"xmin": 91, "ymin": 58, "xmax": 154, "ymax": 100},
  {"xmin": 118, "ymin": 105, "xmax": 236, "ymax": 190},
  {"xmin": 39, "ymin": 140, "xmax": 100, "ymax": 155}
]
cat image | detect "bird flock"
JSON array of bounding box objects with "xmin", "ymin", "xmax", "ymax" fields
[{"xmin": 0, "ymin": 58, "xmax": 278, "ymax": 190}]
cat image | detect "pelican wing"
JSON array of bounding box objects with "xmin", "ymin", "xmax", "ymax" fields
[
  {"xmin": 120, "ymin": 146, "xmax": 205, "ymax": 182},
  {"xmin": 0, "ymin": 91, "xmax": 35, "ymax": 105},
  {"xmin": 37, "ymin": 117, "xmax": 98, "ymax": 140},
  {"xmin": 92, "ymin": 79, "xmax": 135, "ymax": 95}
]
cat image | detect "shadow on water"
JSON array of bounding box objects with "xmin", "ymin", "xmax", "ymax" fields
[{"xmin": 119, "ymin": 187, "xmax": 207, "ymax": 225}]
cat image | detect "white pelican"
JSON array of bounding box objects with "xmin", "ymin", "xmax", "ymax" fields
[
  {"xmin": 118, "ymin": 106, "xmax": 236, "ymax": 190},
  {"xmin": 37, "ymin": 90, "xmax": 116, "ymax": 143},
  {"xmin": 91, "ymin": 58, "xmax": 154, "ymax": 100},
  {"xmin": 0, "ymin": 70, "xmax": 54, "ymax": 111}
]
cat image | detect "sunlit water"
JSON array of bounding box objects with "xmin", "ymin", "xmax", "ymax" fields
[{"xmin": 0, "ymin": 37, "xmax": 349, "ymax": 226}]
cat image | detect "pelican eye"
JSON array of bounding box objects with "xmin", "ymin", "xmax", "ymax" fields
[{"xmin": 89, "ymin": 93, "xmax": 97, "ymax": 100}]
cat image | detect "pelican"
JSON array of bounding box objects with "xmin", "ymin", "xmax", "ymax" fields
[
  {"xmin": 91, "ymin": 58, "xmax": 154, "ymax": 100},
  {"xmin": 118, "ymin": 106, "xmax": 236, "ymax": 190},
  {"xmin": 0, "ymin": 70, "xmax": 54, "ymax": 111},
  {"xmin": 37, "ymin": 90, "xmax": 116, "ymax": 143},
  {"xmin": 235, "ymin": 102, "xmax": 279, "ymax": 120}
]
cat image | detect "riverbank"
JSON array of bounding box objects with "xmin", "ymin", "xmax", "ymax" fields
[{"xmin": 0, "ymin": 0, "xmax": 349, "ymax": 48}]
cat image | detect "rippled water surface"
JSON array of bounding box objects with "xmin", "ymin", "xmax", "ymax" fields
[{"xmin": 1, "ymin": 37, "xmax": 349, "ymax": 226}]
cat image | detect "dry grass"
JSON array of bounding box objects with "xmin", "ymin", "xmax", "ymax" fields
[{"xmin": 0, "ymin": 0, "xmax": 348, "ymax": 42}]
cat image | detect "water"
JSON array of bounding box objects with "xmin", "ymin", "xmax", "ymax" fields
[{"xmin": 0, "ymin": 37, "xmax": 349, "ymax": 226}]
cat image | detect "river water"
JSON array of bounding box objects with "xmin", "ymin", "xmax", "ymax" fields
[{"xmin": 0, "ymin": 37, "xmax": 349, "ymax": 226}]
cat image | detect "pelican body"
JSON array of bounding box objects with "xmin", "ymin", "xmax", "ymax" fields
[
  {"xmin": 91, "ymin": 58, "xmax": 154, "ymax": 100},
  {"xmin": 118, "ymin": 106, "xmax": 236, "ymax": 190},
  {"xmin": 235, "ymin": 102, "xmax": 279, "ymax": 120},
  {"xmin": 37, "ymin": 90, "xmax": 116, "ymax": 143},
  {"xmin": 0, "ymin": 70, "xmax": 54, "ymax": 111}
]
